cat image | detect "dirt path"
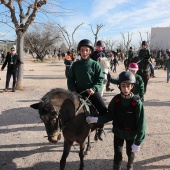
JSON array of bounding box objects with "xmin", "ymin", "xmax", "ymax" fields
[{"xmin": 0, "ymin": 57, "xmax": 170, "ymax": 170}]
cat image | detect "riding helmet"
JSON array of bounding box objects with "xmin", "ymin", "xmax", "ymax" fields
[
  {"xmin": 96, "ymin": 40, "xmax": 104, "ymax": 47},
  {"xmin": 77, "ymin": 39, "xmax": 94, "ymax": 52},
  {"xmin": 118, "ymin": 71, "xmax": 136, "ymax": 84},
  {"xmin": 142, "ymin": 41, "xmax": 147, "ymax": 46},
  {"xmin": 129, "ymin": 63, "xmax": 138, "ymax": 70}
]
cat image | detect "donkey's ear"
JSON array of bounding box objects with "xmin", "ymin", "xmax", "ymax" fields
[{"xmin": 30, "ymin": 103, "xmax": 40, "ymax": 109}]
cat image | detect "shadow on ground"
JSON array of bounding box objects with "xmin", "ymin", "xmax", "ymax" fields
[
  {"xmin": 0, "ymin": 107, "xmax": 42, "ymax": 134},
  {"xmin": 1, "ymin": 149, "xmax": 170, "ymax": 170}
]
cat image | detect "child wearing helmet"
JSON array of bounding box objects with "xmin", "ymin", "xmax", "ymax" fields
[
  {"xmin": 91, "ymin": 40, "xmax": 105, "ymax": 61},
  {"xmin": 138, "ymin": 41, "xmax": 155, "ymax": 77},
  {"xmin": 90, "ymin": 40, "xmax": 112, "ymax": 91},
  {"xmin": 128, "ymin": 47, "xmax": 134, "ymax": 61},
  {"xmin": 107, "ymin": 62, "xmax": 144, "ymax": 101},
  {"xmin": 67, "ymin": 39, "xmax": 107, "ymax": 141},
  {"xmin": 86, "ymin": 71, "xmax": 146, "ymax": 170}
]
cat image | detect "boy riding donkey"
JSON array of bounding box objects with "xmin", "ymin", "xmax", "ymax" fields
[
  {"xmin": 138, "ymin": 41, "xmax": 155, "ymax": 77},
  {"xmin": 90, "ymin": 40, "xmax": 113, "ymax": 91},
  {"xmin": 87, "ymin": 71, "xmax": 146, "ymax": 170},
  {"xmin": 67, "ymin": 39, "xmax": 108, "ymax": 141}
]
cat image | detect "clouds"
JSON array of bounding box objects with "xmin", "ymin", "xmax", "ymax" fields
[{"xmin": 91, "ymin": 0, "xmax": 128, "ymax": 18}]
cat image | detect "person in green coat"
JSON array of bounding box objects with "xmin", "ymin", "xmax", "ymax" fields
[
  {"xmin": 138, "ymin": 41, "xmax": 155, "ymax": 77},
  {"xmin": 128, "ymin": 63, "xmax": 144, "ymax": 101},
  {"xmin": 107, "ymin": 62, "xmax": 145, "ymax": 101},
  {"xmin": 67, "ymin": 39, "xmax": 107, "ymax": 141},
  {"xmin": 86, "ymin": 71, "xmax": 146, "ymax": 170},
  {"xmin": 128, "ymin": 47, "xmax": 134, "ymax": 61}
]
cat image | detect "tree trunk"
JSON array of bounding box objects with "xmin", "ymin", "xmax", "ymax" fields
[{"xmin": 16, "ymin": 31, "xmax": 24, "ymax": 90}]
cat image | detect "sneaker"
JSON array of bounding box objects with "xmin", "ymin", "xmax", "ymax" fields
[
  {"xmin": 96, "ymin": 128, "xmax": 105, "ymax": 141},
  {"xmin": 3, "ymin": 89, "xmax": 8, "ymax": 92}
]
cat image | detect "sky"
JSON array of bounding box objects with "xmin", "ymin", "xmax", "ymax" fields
[{"xmin": 0, "ymin": 0, "xmax": 170, "ymax": 47}]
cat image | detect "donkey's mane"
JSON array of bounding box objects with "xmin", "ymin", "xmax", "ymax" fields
[{"xmin": 41, "ymin": 88, "xmax": 78, "ymax": 103}]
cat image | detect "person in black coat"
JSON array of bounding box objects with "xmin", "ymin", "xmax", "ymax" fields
[{"xmin": 1, "ymin": 47, "xmax": 21, "ymax": 92}]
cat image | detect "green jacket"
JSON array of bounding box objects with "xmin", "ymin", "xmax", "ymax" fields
[
  {"xmin": 110, "ymin": 74, "xmax": 144, "ymax": 98},
  {"xmin": 67, "ymin": 58, "xmax": 104, "ymax": 93},
  {"xmin": 138, "ymin": 48, "xmax": 150, "ymax": 60},
  {"xmin": 98, "ymin": 94, "xmax": 146, "ymax": 145},
  {"xmin": 165, "ymin": 59, "xmax": 170, "ymax": 69},
  {"xmin": 133, "ymin": 74, "xmax": 144, "ymax": 98},
  {"xmin": 128, "ymin": 50, "xmax": 134, "ymax": 59}
]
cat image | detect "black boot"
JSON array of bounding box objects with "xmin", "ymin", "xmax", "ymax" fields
[
  {"xmin": 106, "ymin": 81, "xmax": 111, "ymax": 91},
  {"xmin": 113, "ymin": 163, "xmax": 121, "ymax": 170},
  {"xmin": 127, "ymin": 153, "xmax": 135, "ymax": 170},
  {"xmin": 96, "ymin": 128, "xmax": 105, "ymax": 141}
]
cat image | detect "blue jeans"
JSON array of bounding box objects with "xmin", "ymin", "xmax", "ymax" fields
[{"xmin": 5, "ymin": 69, "xmax": 18, "ymax": 89}]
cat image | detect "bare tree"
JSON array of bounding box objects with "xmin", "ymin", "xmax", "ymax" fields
[
  {"xmin": 24, "ymin": 23, "xmax": 61, "ymax": 60},
  {"xmin": 104, "ymin": 38, "xmax": 110, "ymax": 51},
  {"xmin": 120, "ymin": 32, "xmax": 133, "ymax": 56},
  {"xmin": 89, "ymin": 23, "xmax": 104, "ymax": 46},
  {"xmin": 138, "ymin": 31, "xmax": 155, "ymax": 51},
  {"xmin": 0, "ymin": 0, "xmax": 72, "ymax": 89},
  {"xmin": 56, "ymin": 23, "xmax": 83, "ymax": 50},
  {"xmin": 109, "ymin": 39, "xmax": 117, "ymax": 51}
]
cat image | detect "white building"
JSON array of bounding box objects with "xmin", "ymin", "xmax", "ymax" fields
[{"xmin": 150, "ymin": 27, "xmax": 170, "ymax": 50}]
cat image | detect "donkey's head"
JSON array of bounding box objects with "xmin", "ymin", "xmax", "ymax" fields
[
  {"xmin": 30, "ymin": 102, "xmax": 61, "ymax": 143},
  {"xmin": 98, "ymin": 57, "xmax": 110, "ymax": 70}
]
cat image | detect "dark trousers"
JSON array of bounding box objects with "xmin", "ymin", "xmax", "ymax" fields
[
  {"xmin": 82, "ymin": 92, "xmax": 107, "ymax": 128},
  {"xmin": 149, "ymin": 63, "xmax": 154, "ymax": 75},
  {"xmin": 114, "ymin": 134, "xmax": 134, "ymax": 165},
  {"xmin": 5, "ymin": 69, "xmax": 17, "ymax": 89}
]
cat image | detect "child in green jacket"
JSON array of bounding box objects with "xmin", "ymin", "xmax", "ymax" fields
[
  {"xmin": 67, "ymin": 39, "xmax": 107, "ymax": 141},
  {"xmin": 86, "ymin": 71, "xmax": 146, "ymax": 170},
  {"xmin": 108, "ymin": 63, "xmax": 144, "ymax": 101}
]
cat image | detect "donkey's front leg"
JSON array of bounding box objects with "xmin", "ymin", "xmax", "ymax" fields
[
  {"xmin": 60, "ymin": 139, "xmax": 73, "ymax": 170},
  {"xmin": 84, "ymin": 135, "xmax": 91, "ymax": 155},
  {"xmin": 79, "ymin": 141, "xmax": 86, "ymax": 170}
]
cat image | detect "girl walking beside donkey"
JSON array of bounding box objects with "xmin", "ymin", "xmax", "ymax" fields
[{"xmin": 86, "ymin": 71, "xmax": 146, "ymax": 170}]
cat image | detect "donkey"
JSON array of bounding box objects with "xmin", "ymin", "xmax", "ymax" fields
[
  {"xmin": 30, "ymin": 88, "xmax": 98, "ymax": 170},
  {"xmin": 137, "ymin": 59, "xmax": 151, "ymax": 93},
  {"xmin": 97, "ymin": 57, "xmax": 110, "ymax": 96}
]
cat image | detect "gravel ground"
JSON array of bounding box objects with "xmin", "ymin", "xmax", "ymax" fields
[{"xmin": 0, "ymin": 56, "xmax": 170, "ymax": 170}]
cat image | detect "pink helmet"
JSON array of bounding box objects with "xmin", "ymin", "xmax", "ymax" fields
[{"xmin": 129, "ymin": 63, "xmax": 138, "ymax": 70}]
